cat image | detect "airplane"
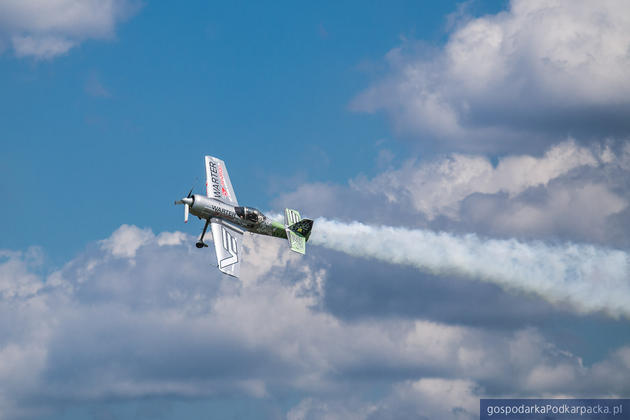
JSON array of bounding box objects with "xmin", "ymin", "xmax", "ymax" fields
[{"xmin": 174, "ymin": 155, "xmax": 314, "ymax": 277}]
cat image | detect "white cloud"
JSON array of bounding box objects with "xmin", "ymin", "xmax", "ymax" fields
[
  {"xmin": 99, "ymin": 224, "xmax": 153, "ymax": 258},
  {"xmin": 156, "ymin": 230, "xmax": 188, "ymax": 247},
  {"xmin": 465, "ymin": 182, "xmax": 627, "ymax": 241},
  {"xmin": 11, "ymin": 34, "xmax": 76, "ymax": 58},
  {"xmin": 285, "ymin": 378, "xmax": 481, "ymax": 420},
  {"xmin": 384, "ymin": 378, "xmax": 480, "ymax": 420},
  {"xmin": 84, "ymin": 72, "xmax": 112, "ymax": 97},
  {"xmin": 287, "ymin": 398, "xmax": 374, "ymax": 420},
  {"xmin": 0, "ymin": 0, "xmax": 141, "ymax": 58},
  {"xmin": 287, "ymin": 333, "xmax": 630, "ymax": 419},
  {"xmin": 353, "ymin": 140, "xmax": 605, "ymax": 220},
  {"xmin": 338, "ymin": 140, "xmax": 629, "ymax": 245},
  {"xmin": 0, "ymin": 226, "xmax": 629, "ymax": 418},
  {"xmin": 0, "ymin": 248, "xmax": 43, "ymax": 299},
  {"xmin": 352, "ymin": 0, "xmax": 630, "ymax": 150}
]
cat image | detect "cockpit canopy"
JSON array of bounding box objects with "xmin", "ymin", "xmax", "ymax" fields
[{"xmin": 235, "ymin": 206, "xmax": 265, "ymax": 224}]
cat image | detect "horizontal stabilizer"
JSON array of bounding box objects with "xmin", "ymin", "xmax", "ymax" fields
[{"xmin": 286, "ymin": 229, "xmax": 306, "ymax": 254}]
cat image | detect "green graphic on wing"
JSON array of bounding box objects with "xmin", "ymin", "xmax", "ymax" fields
[{"xmin": 287, "ymin": 229, "xmax": 306, "ymax": 254}]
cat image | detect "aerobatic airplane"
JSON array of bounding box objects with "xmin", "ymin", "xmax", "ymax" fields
[{"xmin": 175, "ymin": 155, "xmax": 313, "ymax": 277}]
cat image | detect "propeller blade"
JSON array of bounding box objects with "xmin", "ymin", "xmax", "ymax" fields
[
  {"xmin": 187, "ymin": 187, "xmax": 194, "ymax": 198},
  {"xmin": 184, "ymin": 204, "xmax": 189, "ymax": 223}
]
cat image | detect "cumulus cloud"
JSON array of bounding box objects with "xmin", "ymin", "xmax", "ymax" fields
[
  {"xmin": 369, "ymin": 378, "xmax": 481, "ymax": 420},
  {"xmin": 353, "ymin": 140, "xmax": 606, "ymax": 220},
  {"xmin": 99, "ymin": 224, "xmax": 153, "ymax": 258},
  {"xmin": 287, "ymin": 397, "xmax": 375, "ymax": 420},
  {"xmin": 288, "ymin": 334, "xmax": 630, "ymax": 419},
  {"xmin": 279, "ymin": 140, "xmax": 630, "ymax": 246},
  {"xmin": 0, "ymin": 248, "xmax": 44, "ymax": 299},
  {"xmin": 462, "ymin": 181, "xmax": 627, "ymax": 241},
  {"xmin": 286, "ymin": 378, "xmax": 482, "ymax": 420},
  {"xmin": 1, "ymin": 226, "xmax": 629, "ymax": 418},
  {"xmin": 351, "ymin": 0, "xmax": 630, "ymax": 151},
  {"xmin": 0, "ymin": 0, "xmax": 142, "ymax": 58}
]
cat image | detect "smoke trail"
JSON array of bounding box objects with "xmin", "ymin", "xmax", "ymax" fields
[{"xmin": 310, "ymin": 218, "xmax": 630, "ymax": 318}]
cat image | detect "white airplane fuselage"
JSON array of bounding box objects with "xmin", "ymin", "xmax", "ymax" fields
[{"xmin": 181, "ymin": 194, "xmax": 287, "ymax": 239}]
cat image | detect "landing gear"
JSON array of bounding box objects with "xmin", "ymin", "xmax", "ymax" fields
[{"xmin": 196, "ymin": 219, "xmax": 210, "ymax": 248}]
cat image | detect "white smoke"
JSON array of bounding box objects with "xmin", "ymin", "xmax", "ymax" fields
[{"xmin": 310, "ymin": 218, "xmax": 630, "ymax": 318}]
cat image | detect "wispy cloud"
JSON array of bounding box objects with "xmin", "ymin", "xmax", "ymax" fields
[
  {"xmin": 0, "ymin": 0, "xmax": 142, "ymax": 59},
  {"xmin": 84, "ymin": 73, "xmax": 112, "ymax": 98}
]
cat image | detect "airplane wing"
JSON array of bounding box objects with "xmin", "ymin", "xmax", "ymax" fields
[
  {"xmin": 210, "ymin": 218, "xmax": 244, "ymax": 277},
  {"xmin": 205, "ymin": 155, "xmax": 239, "ymax": 206}
]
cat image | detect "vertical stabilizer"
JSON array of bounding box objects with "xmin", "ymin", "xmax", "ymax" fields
[{"xmin": 284, "ymin": 208, "xmax": 301, "ymax": 226}]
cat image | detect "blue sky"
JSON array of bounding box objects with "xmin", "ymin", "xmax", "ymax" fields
[
  {"xmin": 2, "ymin": 1, "xmax": 630, "ymax": 419},
  {"xmin": 1, "ymin": 0, "xmax": 507, "ymax": 263}
]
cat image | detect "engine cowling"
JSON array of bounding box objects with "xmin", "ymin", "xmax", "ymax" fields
[{"xmin": 188, "ymin": 194, "xmax": 214, "ymax": 219}]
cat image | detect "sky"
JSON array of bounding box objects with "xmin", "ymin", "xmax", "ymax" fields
[{"xmin": 1, "ymin": 1, "xmax": 630, "ymax": 419}]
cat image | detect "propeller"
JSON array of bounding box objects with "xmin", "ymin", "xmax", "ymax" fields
[{"xmin": 174, "ymin": 187, "xmax": 194, "ymax": 223}]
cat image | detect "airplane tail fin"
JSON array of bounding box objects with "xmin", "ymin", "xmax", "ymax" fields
[{"xmin": 284, "ymin": 209, "xmax": 314, "ymax": 254}]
